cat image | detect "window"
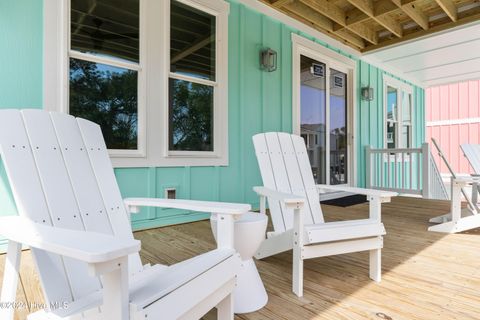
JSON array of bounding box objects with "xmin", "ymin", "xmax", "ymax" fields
[
  {"xmin": 383, "ymin": 75, "xmax": 413, "ymax": 149},
  {"xmin": 69, "ymin": 0, "xmax": 142, "ymax": 154},
  {"xmin": 169, "ymin": 1, "xmax": 216, "ymax": 152},
  {"xmin": 44, "ymin": 0, "xmax": 229, "ymax": 167}
]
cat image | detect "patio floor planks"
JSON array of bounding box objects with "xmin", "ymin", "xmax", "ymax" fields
[{"xmin": 2, "ymin": 196, "xmax": 480, "ymax": 319}]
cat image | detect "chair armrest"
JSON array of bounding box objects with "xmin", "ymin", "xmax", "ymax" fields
[
  {"xmin": 124, "ymin": 198, "xmax": 251, "ymax": 215},
  {"xmin": 316, "ymin": 184, "xmax": 398, "ymax": 202},
  {"xmin": 253, "ymin": 186, "xmax": 305, "ymax": 209},
  {"xmin": 0, "ymin": 216, "xmax": 140, "ymax": 264}
]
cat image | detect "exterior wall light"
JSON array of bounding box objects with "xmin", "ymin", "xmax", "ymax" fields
[
  {"xmin": 361, "ymin": 86, "xmax": 374, "ymax": 101},
  {"xmin": 260, "ymin": 48, "xmax": 277, "ymax": 72}
]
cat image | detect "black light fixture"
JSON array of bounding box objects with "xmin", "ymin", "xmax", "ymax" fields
[
  {"xmin": 260, "ymin": 48, "xmax": 277, "ymax": 72},
  {"xmin": 361, "ymin": 86, "xmax": 374, "ymax": 101}
]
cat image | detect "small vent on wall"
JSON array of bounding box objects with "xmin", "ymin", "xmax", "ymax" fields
[{"xmin": 165, "ymin": 188, "xmax": 176, "ymax": 199}]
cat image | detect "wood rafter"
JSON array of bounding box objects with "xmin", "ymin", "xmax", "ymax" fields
[
  {"xmin": 261, "ymin": 0, "xmax": 480, "ymax": 52},
  {"xmin": 345, "ymin": 0, "xmax": 403, "ymax": 37},
  {"xmin": 298, "ymin": 0, "xmax": 378, "ymax": 44},
  {"xmin": 434, "ymin": 0, "xmax": 458, "ymax": 21}
]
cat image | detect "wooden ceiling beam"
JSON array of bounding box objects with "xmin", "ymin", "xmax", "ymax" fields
[
  {"xmin": 345, "ymin": 0, "xmax": 403, "ymax": 37},
  {"xmin": 391, "ymin": 0, "xmax": 429, "ymax": 30},
  {"xmin": 434, "ymin": 0, "xmax": 458, "ymax": 22},
  {"xmin": 362, "ymin": 8, "xmax": 480, "ymax": 52},
  {"xmin": 270, "ymin": 0, "xmax": 295, "ymax": 7},
  {"xmin": 298, "ymin": 0, "xmax": 346, "ymax": 25},
  {"xmin": 282, "ymin": 8, "xmax": 365, "ymax": 49},
  {"xmin": 298, "ymin": 0, "xmax": 377, "ymax": 44}
]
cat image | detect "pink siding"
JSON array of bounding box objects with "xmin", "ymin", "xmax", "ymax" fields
[{"xmin": 426, "ymin": 80, "xmax": 480, "ymax": 174}]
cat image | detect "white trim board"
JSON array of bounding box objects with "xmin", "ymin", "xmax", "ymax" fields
[{"xmin": 427, "ymin": 118, "xmax": 480, "ymax": 127}]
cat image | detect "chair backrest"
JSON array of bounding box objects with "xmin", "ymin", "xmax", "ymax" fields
[
  {"xmin": 461, "ymin": 144, "xmax": 480, "ymax": 174},
  {"xmin": 253, "ymin": 132, "xmax": 324, "ymax": 233},
  {"xmin": 0, "ymin": 110, "xmax": 142, "ymax": 306}
]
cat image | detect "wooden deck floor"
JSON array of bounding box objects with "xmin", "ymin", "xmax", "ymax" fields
[{"xmin": 2, "ymin": 197, "xmax": 480, "ymax": 319}]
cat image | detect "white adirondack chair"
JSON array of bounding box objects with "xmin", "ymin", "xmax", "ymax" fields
[
  {"xmin": 252, "ymin": 132, "xmax": 397, "ymax": 297},
  {"xmin": 428, "ymin": 141, "xmax": 480, "ymax": 233},
  {"xmin": 0, "ymin": 109, "xmax": 251, "ymax": 320},
  {"xmin": 462, "ymin": 143, "xmax": 480, "ymax": 208}
]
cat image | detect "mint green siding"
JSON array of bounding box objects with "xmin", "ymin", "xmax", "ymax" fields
[{"xmin": 0, "ymin": 0, "xmax": 425, "ymax": 250}]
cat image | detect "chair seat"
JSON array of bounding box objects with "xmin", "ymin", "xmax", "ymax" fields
[
  {"xmin": 49, "ymin": 248, "xmax": 237, "ymax": 318},
  {"xmin": 304, "ymin": 219, "xmax": 386, "ymax": 244}
]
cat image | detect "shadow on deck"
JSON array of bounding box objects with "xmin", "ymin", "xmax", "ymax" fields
[{"xmin": 2, "ymin": 197, "xmax": 480, "ymax": 319}]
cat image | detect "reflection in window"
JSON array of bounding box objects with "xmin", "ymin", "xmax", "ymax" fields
[
  {"xmin": 169, "ymin": 0, "xmax": 217, "ymax": 152},
  {"xmin": 386, "ymin": 86, "xmax": 398, "ymax": 148},
  {"xmin": 70, "ymin": 0, "xmax": 140, "ymax": 63},
  {"xmin": 300, "ymin": 55, "xmax": 326, "ymax": 184},
  {"xmin": 170, "ymin": 0, "xmax": 216, "ymax": 81},
  {"xmin": 69, "ymin": 0, "xmax": 140, "ymax": 151},
  {"xmin": 69, "ymin": 59, "xmax": 138, "ymax": 149},
  {"xmin": 169, "ymin": 79, "xmax": 213, "ymax": 151},
  {"xmin": 330, "ymin": 69, "xmax": 347, "ymax": 185}
]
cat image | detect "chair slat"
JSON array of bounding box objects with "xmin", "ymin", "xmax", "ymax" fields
[
  {"xmin": 264, "ymin": 133, "xmax": 295, "ymax": 230},
  {"xmin": 253, "ymin": 134, "xmax": 286, "ymax": 232},
  {"xmin": 77, "ymin": 118, "xmax": 143, "ymax": 274},
  {"xmin": 276, "ymin": 133, "xmax": 315, "ymax": 225},
  {"xmin": 290, "ymin": 134, "xmax": 324, "ymax": 223},
  {"xmin": 0, "ymin": 110, "xmax": 73, "ymax": 305},
  {"xmin": 22, "ymin": 110, "xmax": 101, "ymax": 299},
  {"xmin": 50, "ymin": 113, "xmax": 114, "ymax": 235},
  {"xmin": 462, "ymin": 144, "xmax": 480, "ymax": 173}
]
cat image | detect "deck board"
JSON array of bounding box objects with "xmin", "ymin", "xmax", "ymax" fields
[{"xmin": 2, "ymin": 197, "xmax": 480, "ymax": 319}]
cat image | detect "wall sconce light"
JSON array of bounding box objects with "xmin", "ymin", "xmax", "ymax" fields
[
  {"xmin": 361, "ymin": 86, "xmax": 374, "ymax": 101},
  {"xmin": 260, "ymin": 48, "xmax": 277, "ymax": 72}
]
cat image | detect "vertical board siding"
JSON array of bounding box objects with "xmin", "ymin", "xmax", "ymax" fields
[
  {"xmin": 426, "ymin": 80, "xmax": 480, "ymax": 174},
  {"xmin": 0, "ymin": 0, "xmax": 424, "ymax": 245}
]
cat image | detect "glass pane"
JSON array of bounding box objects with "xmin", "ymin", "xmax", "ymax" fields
[
  {"xmin": 169, "ymin": 78, "xmax": 214, "ymax": 151},
  {"xmin": 401, "ymin": 125, "xmax": 411, "ymax": 148},
  {"xmin": 330, "ymin": 69, "xmax": 347, "ymax": 185},
  {"xmin": 69, "ymin": 58, "xmax": 138, "ymax": 150},
  {"xmin": 402, "ymin": 91, "xmax": 412, "ymax": 122},
  {"xmin": 70, "ymin": 0, "xmax": 139, "ymax": 63},
  {"xmin": 387, "ymin": 86, "xmax": 398, "ymax": 121},
  {"xmin": 170, "ymin": 0, "xmax": 216, "ymax": 81},
  {"xmin": 300, "ymin": 55, "xmax": 326, "ymax": 184},
  {"xmin": 387, "ymin": 122, "xmax": 397, "ymax": 149}
]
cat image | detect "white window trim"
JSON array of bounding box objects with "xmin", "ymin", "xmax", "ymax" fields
[
  {"xmin": 383, "ymin": 74, "xmax": 414, "ymax": 149},
  {"xmin": 291, "ymin": 34, "xmax": 357, "ymax": 187},
  {"xmin": 43, "ymin": 0, "xmax": 229, "ymax": 168}
]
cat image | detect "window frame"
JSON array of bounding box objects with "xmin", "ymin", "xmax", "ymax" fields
[
  {"xmin": 383, "ymin": 75, "xmax": 414, "ymax": 149},
  {"xmin": 43, "ymin": 0, "xmax": 229, "ymax": 167}
]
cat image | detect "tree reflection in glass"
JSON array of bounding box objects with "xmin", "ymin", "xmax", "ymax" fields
[
  {"xmin": 169, "ymin": 79, "xmax": 213, "ymax": 151},
  {"xmin": 69, "ymin": 58, "xmax": 138, "ymax": 150}
]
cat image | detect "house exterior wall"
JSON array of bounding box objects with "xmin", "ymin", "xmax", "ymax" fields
[
  {"xmin": 426, "ymin": 81, "xmax": 480, "ymax": 174},
  {"xmin": 0, "ymin": 0, "xmax": 425, "ymax": 250}
]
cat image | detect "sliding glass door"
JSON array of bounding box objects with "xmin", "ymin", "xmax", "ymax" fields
[{"xmin": 299, "ymin": 54, "xmax": 350, "ymax": 185}]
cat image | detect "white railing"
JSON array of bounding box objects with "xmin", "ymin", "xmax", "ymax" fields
[{"xmin": 365, "ymin": 143, "xmax": 449, "ymax": 200}]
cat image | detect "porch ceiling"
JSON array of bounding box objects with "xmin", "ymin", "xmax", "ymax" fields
[
  {"xmin": 260, "ymin": 0, "xmax": 480, "ymax": 53},
  {"xmin": 363, "ymin": 22, "xmax": 480, "ymax": 87}
]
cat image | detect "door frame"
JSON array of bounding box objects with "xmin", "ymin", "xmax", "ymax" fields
[{"xmin": 292, "ymin": 34, "xmax": 357, "ymax": 187}]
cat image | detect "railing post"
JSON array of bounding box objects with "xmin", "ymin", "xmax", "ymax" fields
[
  {"xmin": 365, "ymin": 146, "xmax": 371, "ymax": 189},
  {"xmin": 422, "ymin": 143, "xmax": 431, "ymax": 199}
]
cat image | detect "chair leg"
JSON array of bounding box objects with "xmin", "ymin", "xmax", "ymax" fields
[
  {"xmin": 292, "ymin": 246, "xmax": 303, "ymax": 297},
  {"xmin": 0, "ymin": 241, "xmax": 22, "ymax": 320},
  {"xmin": 369, "ymin": 248, "xmax": 381, "ymax": 282},
  {"xmin": 217, "ymin": 293, "xmax": 234, "ymax": 320}
]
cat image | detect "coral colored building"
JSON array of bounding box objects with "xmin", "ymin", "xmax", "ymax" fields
[{"xmin": 426, "ymin": 80, "xmax": 480, "ymax": 174}]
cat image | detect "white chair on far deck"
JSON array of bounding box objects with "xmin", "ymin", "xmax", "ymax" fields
[
  {"xmin": 0, "ymin": 109, "xmax": 251, "ymax": 320},
  {"xmin": 252, "ymin": 132, "xmax": 397, "ymax": 297}
]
